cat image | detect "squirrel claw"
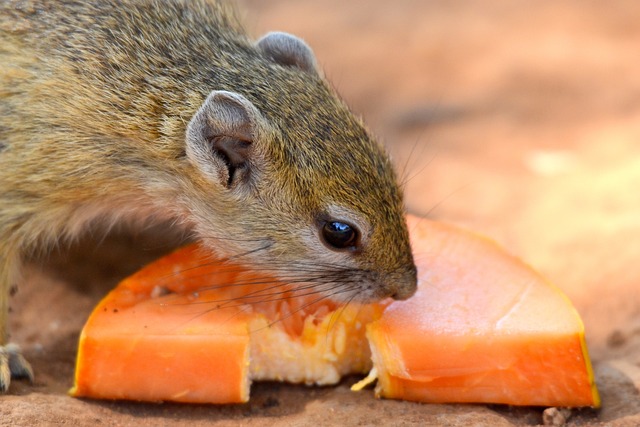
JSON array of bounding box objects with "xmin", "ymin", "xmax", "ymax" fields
[{"xmin": 0, "ymin": 343, "xmax": 34, "ymax": 392}]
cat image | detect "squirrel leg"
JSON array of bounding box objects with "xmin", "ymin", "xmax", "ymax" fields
[
  {"xmin": 0, "ymin": 345, "xmax": 34, "ymax": 392},
  {"xmin": 0, "ymin": 249, "xmax": 34, "ymax": 393}
]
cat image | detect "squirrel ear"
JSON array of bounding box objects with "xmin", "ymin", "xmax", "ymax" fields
[
  {"xmin": 186, "ymin": 90, "xmax": 266, "ymax": 189},
  {"xmin": 256, "ymin": 31, "xmax": 319, "ymax": 75}
]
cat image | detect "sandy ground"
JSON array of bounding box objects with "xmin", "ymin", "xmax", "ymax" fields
[{"xmin": 3, "ymin": 0, "xmax": 640, "ymax": 425}]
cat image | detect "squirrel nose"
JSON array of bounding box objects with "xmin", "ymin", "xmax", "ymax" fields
[{"xmin": 387, "ymin": 266, "xmax": 418, "ymax": 301}]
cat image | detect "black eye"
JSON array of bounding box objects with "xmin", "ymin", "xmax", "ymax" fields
[{"xmin": 321, "ymin": 221, "xmax": 359, "ymax": 250}]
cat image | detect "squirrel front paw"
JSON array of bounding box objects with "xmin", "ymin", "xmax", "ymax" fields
[{"xmin": 0, "ymin": 343, "xmax": 34, "ymax": 392}]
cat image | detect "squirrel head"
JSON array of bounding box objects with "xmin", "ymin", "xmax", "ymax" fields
[{"xmin": 183, "ymin": 32, "xmax": 417, "ymax": 303}]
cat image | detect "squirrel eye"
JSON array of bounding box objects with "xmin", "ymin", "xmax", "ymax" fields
[{"xmin": 321, "ymin": 221, "xmax": 359, "ymax": 250}]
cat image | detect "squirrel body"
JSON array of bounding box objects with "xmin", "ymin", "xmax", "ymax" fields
[{"xmin": 0, "ymin": 0, "xmax": 416, "ymax": 391}]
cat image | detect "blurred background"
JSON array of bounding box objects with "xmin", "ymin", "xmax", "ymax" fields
[{"xmin": 6, "ymin": 1, "xmax": 640, "ymax": 425}]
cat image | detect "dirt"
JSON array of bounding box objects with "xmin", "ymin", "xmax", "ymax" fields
[{"xmin": 3, "ymin": 0, "xmax": 640, "ymax": 425}]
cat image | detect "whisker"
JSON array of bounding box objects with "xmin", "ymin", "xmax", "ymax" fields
[
  {"xmin": 215, "ymin": 276, "xmax": 357, "ymax": 308},
  {"xmin": 192, "ymin": 270, "xmax": 338, "ymax": 294},
  {"xmin": 418, "ymin": 183, "xmax": 471, "ymax": 218},
  {"xmin": 398, "ymin": 97, "xmax": 446, "ymax": 189},
  {"xmin": 197, "ymin": 235, "xmax": 272, "ymax": 243},
  {"xmin": 325, "ymin": 290, "xmax": 358, "ymax": 346},
  {"xmin": 155, "ymin": 243, "xmax": 273, "ymax": 281},
  {"xmin": 400, "ymin": 145, "xmax": 440, "ymax": 189},
  {"xmin": 163, "ymin": 276, "xmax": 343, "ymax": 307},
  {"xmin": 155, "ymin": 243, "xmax": 364, "ymax": 287},
  {"xmin": 254, "ymin": 286, "xmax": 360, "ymax": 333},
  {"xmin": 224, "ymin": 242, "xmax": 275, "ymax": 262},
  {"xmin": 175, "ymin": 281, "xmax": 355, "ymax": 330},
  {"xmin": 213, "ymin": 283, "xmax": 348, "ymax": 329},
  {"xmin": 154, "ymin": 256, "xmax": 364, "ymax": 296},
  {"xmin": 399, "ymin": 129, "xmax": 426, "ymax": 188}
]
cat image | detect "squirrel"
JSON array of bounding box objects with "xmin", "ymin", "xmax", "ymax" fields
[{"xmin": 0, "ymin": 0, "xmax": 417, "ymax": 392}]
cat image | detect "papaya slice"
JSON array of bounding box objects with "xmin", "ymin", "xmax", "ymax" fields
[
  {"xmin": 362, "ymin": 216, "xmax": 600, "ymax": 407},
  {"xmin": 70, "ymin": 245, "xmax": 382, "ymax": 403},
  {"xmin": 70, "ymin": 216, "xmax": 599, "ymax": 407}
]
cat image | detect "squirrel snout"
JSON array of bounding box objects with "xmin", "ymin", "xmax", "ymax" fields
[{"xmin": 386, "ymin": 266, "xmax": 418, "ymax": 301}]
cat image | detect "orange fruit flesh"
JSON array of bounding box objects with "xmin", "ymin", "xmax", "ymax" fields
[
  {"xmin": 71, "ymin": 216, "xmax": 599, "ymax": 407},
  {"xmin": 364, "ymin": 216, "xmax": 599, "ymax": 407},
  {"xmin": 70, "ymin": 245, "xmax": 383, "ymax": 403}
]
